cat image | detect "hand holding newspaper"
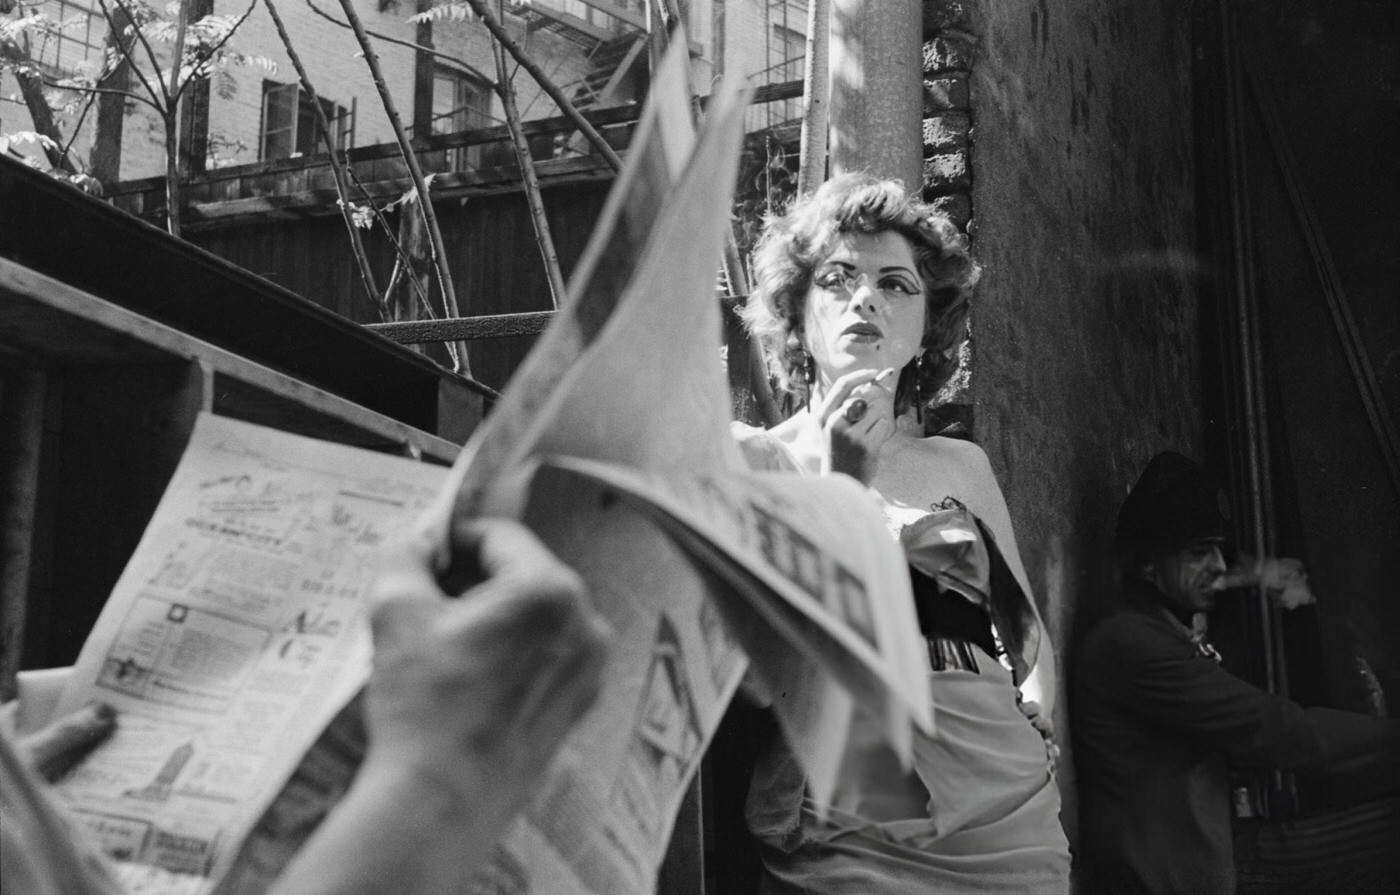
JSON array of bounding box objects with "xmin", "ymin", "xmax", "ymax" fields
[{"xmin": 26, "ymin": 31, "xmax": 933, "ymax": 895}]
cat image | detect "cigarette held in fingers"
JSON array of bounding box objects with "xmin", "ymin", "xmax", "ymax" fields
[{"xmin": 850, "ymin": 369, "xmax": 896, "ymax": 402}]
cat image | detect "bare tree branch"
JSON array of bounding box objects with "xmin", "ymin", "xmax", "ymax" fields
[
  {"xmin": 0, "ymin": 34, "xmax": 75, "ymax": 172},
  {"xmin": 172, "ymin": 0, "xmax": 257, "ymax": 104},
  {"xmin": 166, "ymin": 0, "xmax": 188, "ymax": 102},
  {"xmin": 303, "ymin": 0, "xmax": 493, "ymax": 86},
  {"xmin": 60, "ymin": 90, "xmax": 99, "ymax": 160},
  {"xmin": 41, "ymin": 76, "xmax": 163, "ymax": 112},
  {"xmin": 334, "ymin": 0, "xmax": 469, "ymax": 374},
  {"xmin": 493, "ymin": 34, "xmax": 564, "ymax": 307},
  {"xmin": 262, "ymin": 0, "xmax": 385, "ymax": 318},
  {"xmin": 94, "ymin": 0, "xmax": 170, "ymax": 112}
]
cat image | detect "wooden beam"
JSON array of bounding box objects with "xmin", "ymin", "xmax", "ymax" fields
[
  {"xmin": 572, "ymin": 0, "xmax": 647, "ymax": 30},
  {"xmin": 1, "ymin": 157, "xmax": 494, "ymax": 428},
  {"xmin": 366, "ymin": 312, "xmax": 557, "ymax": 343},
  {"xmin": 181, "ymin": 156, "xmax": 614, "ymax": 226},
  {"xmin": 0, "ymin": 259, "xmax": 467, "ymax": 462},
  {"xmin": 593, "ymin": 35, "xmax": 648, "ymax": 108}
]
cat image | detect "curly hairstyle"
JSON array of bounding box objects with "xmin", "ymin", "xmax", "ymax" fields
[{"xmin": 739, "ymin": 173, "xmax": 981, "ymax": 413}]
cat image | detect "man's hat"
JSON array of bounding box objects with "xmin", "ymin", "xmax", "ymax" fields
[{"xmin": 1116, "ymin": 451, "xmax": 1231, "ymax": 545}]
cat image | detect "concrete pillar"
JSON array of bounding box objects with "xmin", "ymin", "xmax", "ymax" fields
[{"xmin": 829, "ymin": 0, "xmax": 924, "ymax": 190}]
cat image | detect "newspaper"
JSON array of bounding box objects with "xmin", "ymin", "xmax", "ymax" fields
[
  {"xmin": 47, "ymin": 414, "xmax": 446, "ymax": 893},
  {"xmin": 530, "ymin": 456, "xmax": 929, "ymax": 796}
]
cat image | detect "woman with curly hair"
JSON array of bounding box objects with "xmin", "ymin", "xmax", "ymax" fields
[{"xmin": 735, "ymin": 173, "xmax": 1070, "ymax": 893}]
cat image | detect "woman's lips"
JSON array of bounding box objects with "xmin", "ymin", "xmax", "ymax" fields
[{"xmin": 841, "ymin": 322, "xmax": 882, "ymax": 341}]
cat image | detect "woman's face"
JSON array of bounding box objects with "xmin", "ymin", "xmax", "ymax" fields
[{"xmin": 801, "ymin": 230, "xmax": 925, "ymax": 387}]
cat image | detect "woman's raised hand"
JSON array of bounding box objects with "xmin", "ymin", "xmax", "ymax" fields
[{"xmin": 815, "ymin": 368, "xmax": 898, "ymax": 484}]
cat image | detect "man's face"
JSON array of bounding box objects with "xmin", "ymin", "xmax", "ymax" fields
[{"xmin": 1149, "ymin": 540, "xmax": 1227, "ymax": 614}]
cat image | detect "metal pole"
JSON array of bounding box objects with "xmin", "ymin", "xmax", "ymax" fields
[
  {"xmin": 1216, "ymin": 0, "xmax": 1294, "ymax": 817},
  {"xmin": 796, "ymin": 0, "xmax": 830, "ymax": 197},
  {"xmin": 828, "ymin": 0, "xmax": 922, "ymax": 189},
  {"xmin": 0, "ymin": 372, "xmax": 45, "ymax": 700}
]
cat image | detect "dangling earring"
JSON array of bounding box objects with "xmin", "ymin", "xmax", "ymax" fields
[
  {"xmin": 914, "ymin": 351, "xmax": 926, "ymax": 425},
  {"xmin": 803, "ymin": 350, "xmax": 817, "ymax": 410},
  {"xmin": 787, "ymin": 332, "xmax": 815, "ymax": 411}
]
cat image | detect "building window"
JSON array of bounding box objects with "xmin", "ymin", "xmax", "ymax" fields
[
  {"xmin": 26, "ymin": 0, "xmax": 105, "ymax": 75},
  {"xmin": 769, "ymin": 23, "xmax": 805, "ymax": 126},
  {"xmin": 431, "ymin": 65, "xmax": 494, "ymax": 169},
  {"xmin": 772, "ymin": 23, "xmax": 804, "ymax": 82},
  {"xmin": 260, "ymin": 81, "xmax": 354, "ymax": 160}
]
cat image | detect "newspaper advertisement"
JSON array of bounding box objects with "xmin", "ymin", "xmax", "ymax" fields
[
  {"xmin": 48, "ymin": 414, "xmax": 446, "ymax": 893},
  {"xmin": 470, "ymin": 468, "xmax": 748, "ymax": 895}
]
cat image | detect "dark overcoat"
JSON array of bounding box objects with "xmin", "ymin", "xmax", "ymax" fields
[{"xmin": 1072, "ymin": 582, "xmax": 1400, "ymax": 895}]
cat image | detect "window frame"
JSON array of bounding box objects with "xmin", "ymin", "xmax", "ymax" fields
[
  {"xmin": 429, "ymin": 64, "xmax": 495, "ymax": 170},
  {"xmin": 259, "ymin": 80, "xmax": 354, "ymax": 162}
]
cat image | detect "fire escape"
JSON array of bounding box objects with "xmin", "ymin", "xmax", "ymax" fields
[{"xmin": 515, "ymin": 0, "xmax": 651, "ymax": 112}]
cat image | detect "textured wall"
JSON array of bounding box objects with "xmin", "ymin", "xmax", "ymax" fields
[{"xmin": 930, "ymin": 0, "xmax": 1202, "ymax": 848}]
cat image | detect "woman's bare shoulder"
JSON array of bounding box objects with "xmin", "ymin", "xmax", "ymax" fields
[
  {"xmin": 892, "ymin": 435, "xmax": 1002, "ymax": 501},
  {"xmin": 907, "ymin": 434, "xmax": 993, "ymax": 470}
]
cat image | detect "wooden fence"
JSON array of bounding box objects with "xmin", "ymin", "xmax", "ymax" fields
[{"xmin": 189, "ymin": 180, "xmax": 612, "ymax": 393}]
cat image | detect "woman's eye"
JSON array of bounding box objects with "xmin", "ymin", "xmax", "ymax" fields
[
  {"xmin": 882, "ymin": 279, "xmax": 920, "ymax": 296},
  {"xmin": 816, "ymin": 270, "xmax": 852, "ymax": 289}
]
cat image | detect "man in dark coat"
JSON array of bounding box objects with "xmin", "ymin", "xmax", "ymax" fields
[{"xmin": 1072, "ymin": 452, "xmax": 1399, "ymax": 895}]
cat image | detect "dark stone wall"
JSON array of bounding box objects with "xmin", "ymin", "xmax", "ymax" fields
[{"xmin": 927, "ymin": 0, "xmax": 1203, "ymax": 847}]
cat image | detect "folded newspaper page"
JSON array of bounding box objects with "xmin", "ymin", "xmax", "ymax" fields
[
  {"xmin": 530, "ymin": 457, "xmax": 931, "ymax": 777},
  {"xmin": 47, "ymin": 414, "xmax": 446, "ymax": 893},
  {"xmin": 491, "ymin": 462, "xmax": 748, "ymax": 895}
]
